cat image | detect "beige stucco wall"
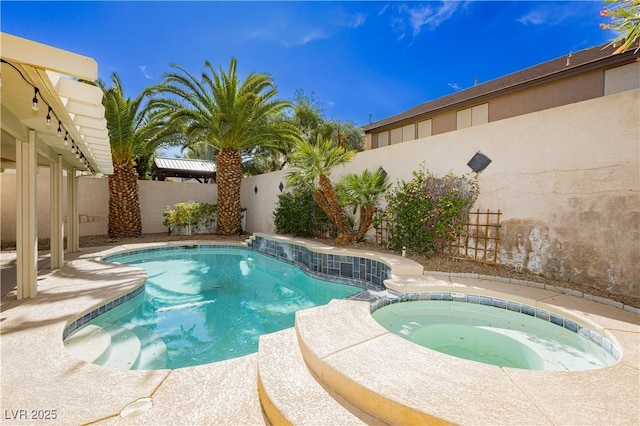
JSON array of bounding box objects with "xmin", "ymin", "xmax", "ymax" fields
[
  {"xmin": 241, "ymin": 170, "xmax": 288, "ymax": 234},
  {"xmin": 1, "ymin": 90, "xmax": 638, "ymax": 295},
  {"xmin": 77, "ymin": 176, "xmax": 109, "ymax": 237},
  {"xmin": 1, "ymin": 168, "xmax": 57, "ymax": 244},
  {"xmin": 75, "ymin": 177, "xmax": 219, "ymax": 236},
  {"xmin": 139, "ymin": 179, "xmax": 218, "ymax": 234}
]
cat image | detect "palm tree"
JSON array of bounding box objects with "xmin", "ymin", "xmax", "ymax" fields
[
  {"xmin": 287, "ymin": 137, "xmax": 356, "ymax": 244},
  {"xmin": 288, "ymin": 90, "xmax": 364, "ymax": 151},
  {"xmin": 318, "ymin": 120, "xmax": 365, "ymax": 151},
  {"xmin": 290, "ymin": 89, "xmax": 324, "ymax": 142},
  {"xmin": 601, "ymin": 0, "xmax": 640, "ymax": 53},
  {"xmin": 152, "ymin": 58, "xmax": 301, "ymax": 235},
  {"xmin": 336, "ymin": 167, "xmax": 389, "ymax": 241},
  {"xmin": 99, "ymin": 73, "xmax": 168, "ymax": 237}
]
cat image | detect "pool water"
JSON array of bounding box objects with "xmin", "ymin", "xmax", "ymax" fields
[
  {"xmin": 68, "ymin": 247, "xmax": 360, "ymax": 369},
  {"xmin": 373, "ymin": 301, "xmax": 617, "ymax": 371}
]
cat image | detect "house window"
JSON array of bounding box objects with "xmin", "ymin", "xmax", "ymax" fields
[
  {"xmin": 377, "ymin": 131, "xmax": 389, "ymax": 147},
  {"xmin": 402, "ymin": 124, "xmax": 415, "ymax": 142},
  {"xmin": 390, "ymin": 127, "xmax": 403, "ymax": 145},
  {"xmin": 457, "ymin": 103, "xmax": 488, "ymax": 129},
  {"xmin": 604, "ymin": 62, "xmax": 640, "ymax": 95},
  {"xmin": 417, "ymin": 119, "xmax": 432, "ymax": 138}
]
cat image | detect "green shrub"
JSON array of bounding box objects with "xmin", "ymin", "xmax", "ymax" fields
[
  {"xmin": 273, "ymin": 187, "xmax": 333, "ymax": 237},
  {"xmin": 382, "ymin": 168, "xmax": 479, "ymax": 254},
  {"xmin": 163, "ymin": 202, "xmax": 218, "ymax": 235}
]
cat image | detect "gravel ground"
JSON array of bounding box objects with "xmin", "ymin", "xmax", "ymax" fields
[{"xmin": 6, "ymin": 232, "xmax": 638, "ymax": 308}]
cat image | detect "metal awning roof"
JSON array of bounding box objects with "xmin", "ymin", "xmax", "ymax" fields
[
  {"xmin": 152, "ymin": 157, "xmax": 216, "ymax": 182},
  {"xmin": 1, "ymin": 32, "xmax": 113, "ymax": 174},
  {"xmin": 154, "ymin": 157, "xmax": 216, "ymax": 172}
]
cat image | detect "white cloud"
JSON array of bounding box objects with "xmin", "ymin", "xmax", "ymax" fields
[
  {"xmin": 250, "ymin": 11, "xmax": 366, "ymax": 47},
  {"xmin": 390, "ymin": 15, "xmax": 407, "ymax": 40},
  {"xmin": 407, "ymin": 2, "xmax": 459, "ymax": 35},
  {"xmin": 384, "ymin": 2, "xmax": 463, "ymax": 39},
  {"xmin": 341, "ymin": 12, "xmax": 366, "ymax": 29},
  {"xmin": 518, "ymin": 11, "xmax": 544, "ymax": 26},
  {"xmin": 297, "ymin": 29, "xmax": 329, "ymax": 46},
  {"xmin": 138, "ymin": 65, "xmax": 152, "ymax": 80},
  {"xmin": 517, "ymin": 4, "xmax": 579, "ymax": 26},
  {"xmin": 448, "ymin": 82, "xmax": 461, "ymax": 90}
]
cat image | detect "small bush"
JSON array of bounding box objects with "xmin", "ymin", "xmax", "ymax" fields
[
  {"xmin": 382, "ymin": 168, "xmax": 479, "ymax": 254},
  {"xmin": 274, "ymin": 187, "xmax": 333, "ymax": 237},
  {"xmin": 163, "ymin": 202, "xmax": 217, "ymax": 235}
]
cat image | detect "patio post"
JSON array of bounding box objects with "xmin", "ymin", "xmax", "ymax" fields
[
  {"xmin": 50, "ymin": 154, "xmax": 64, "ymax": 269},
  {"xmin": 16, "ymin": 129, "xmax": 38, "ymax": 299},
  {"xmin": 67, "ymin": 168, "xmax": 79, "ymax": 252}
]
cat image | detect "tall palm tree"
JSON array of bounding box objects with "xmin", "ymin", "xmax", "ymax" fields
[
  {"xmin": 336, "ymin": 167, "xmax": 389, "ymax": 241},
  {"xmin": 153, "ymin": 58, "xmax": 301, "ymax": 235},
  {"xmin": 99, "ymin": 73, "xmax": 168, "ymax": 237},
  {"xmin": 287, "ymin": 137, "xmax": 355, "ymax": 244}
]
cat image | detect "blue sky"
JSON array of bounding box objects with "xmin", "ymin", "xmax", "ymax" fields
[{"xmin": 3, "ymin": 1, "xmax": 612, "ymax": 129}]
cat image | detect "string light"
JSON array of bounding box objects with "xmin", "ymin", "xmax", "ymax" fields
[
  {"xmin": 32, "ymin": 88, "xmax": 39, "ymax": 111},
  {"xmin": 1, "ymin": 58, "xmax": 95, "ymax": 172}
]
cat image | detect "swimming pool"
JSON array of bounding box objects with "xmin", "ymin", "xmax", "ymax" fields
[
  {"xmin": 64, "ymin": 247, "xmax": 361, "ymax": 369},
  {"xmin": 373, "ymin": 299, "xmax": 618, "ymax": 371}
]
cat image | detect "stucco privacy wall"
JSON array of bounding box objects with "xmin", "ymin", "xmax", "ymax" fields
[
  {"xmin": 0, "ymin": 175, "xmax": 217, "ymax": 241},
  {"xmin": 76, "ymin": 178, "xmax": 218, "ymax": 236},
  {"xmin": 0, "ymin": 168, "xmax": 59, "ymax": 243},
  {"xmin": 0, "ymin": 91, "xmax": 637, "ymax": 296}
]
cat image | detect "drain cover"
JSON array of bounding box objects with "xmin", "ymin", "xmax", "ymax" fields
[{"xmin": 120, "ymin": 397, "xmax": 153, "ymax": 419}]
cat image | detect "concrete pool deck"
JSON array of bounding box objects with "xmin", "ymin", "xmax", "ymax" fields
[{"xmin": 1, "ymin": 240, "xmax": 639, "ymax": 425}]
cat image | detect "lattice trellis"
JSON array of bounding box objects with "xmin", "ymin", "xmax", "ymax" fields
[{"xmin": 449, "ymin": 209, "xmax": 502, "ymax": 264}]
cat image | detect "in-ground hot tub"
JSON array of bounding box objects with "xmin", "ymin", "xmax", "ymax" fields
[{"xmin": 373, "ymin": 297, "xmax": 619, "ymax": 371}]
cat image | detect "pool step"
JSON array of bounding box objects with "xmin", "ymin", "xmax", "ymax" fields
[
  {"xmin": 257, "ymin": 328, "xmax": 383, "ymax": 426},
  {"xmin": 96, "ymin": 325, "xmax": 141, "ymax": 370},
  {"xmin": 131, "ymin": 327, "xmax": 168, "ymax": 370},
  {"xmin": 294, "ymin": 299, "xmax": 446, "ymax": 425},
  {"xmin": 64, "ymin": 324, "xmax": 111, "ymax": 363}
]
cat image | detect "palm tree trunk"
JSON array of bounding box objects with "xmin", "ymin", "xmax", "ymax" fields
[
  {"xmin": 317, "ymin": 174, "xmax": 353, "ymax": 244},
  {"xmin": 108, "ymin": 163, "xmax": 142, "ymax": 237},
  {"xmin": 215, "ymin": 148, "xmax": 243, "ymax": 235},
  {"xmin": 356, "ymin": 204, "xmax": 376, "ymax": 241}
]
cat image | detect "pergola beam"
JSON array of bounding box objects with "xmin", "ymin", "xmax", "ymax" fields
[{"xmin": 1, "ymin": 33, "xmax": 98, "ymax": 81}]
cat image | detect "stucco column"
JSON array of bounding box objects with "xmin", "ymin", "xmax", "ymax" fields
[
  {"xmin": 16, "ymin": 130, "xmax": 38, "ymax": 299},
  {"xmin": 67, "ymin": 168, "xmax": 79, "ymax": 252},
  {"xmin": 50, "ymin": 154, "xmax": 64, "ymax": 269}
]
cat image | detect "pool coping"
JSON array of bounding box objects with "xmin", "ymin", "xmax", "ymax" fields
[{"xmin": 1, "ymin": 235, "xmax": 639, "ymax": 425}]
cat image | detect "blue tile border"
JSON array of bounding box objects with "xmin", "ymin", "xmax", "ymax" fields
[
  {"xmin": 63, "ymin": 285, "xmax": 144, "ymax": 339},
  {"xmin": 102, "ymin": 243, "xmax": 243, "ymax": 263},
  {"xmin": 247, "ymin": 236, "xmax": 389, "ymax": 291},
  {"xmin": 369, "ymin": 292, "xmax": 621, "ymax": 361}
]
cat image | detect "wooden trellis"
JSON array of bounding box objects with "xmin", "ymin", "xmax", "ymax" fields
[
  {"xmin": 449, "ymin": 209, "xmax": 502, "ymax": 264},
  {"xmin": 373, "ymin": 209, "xmax": 390, "ymax": 247}
]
